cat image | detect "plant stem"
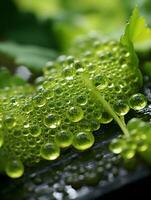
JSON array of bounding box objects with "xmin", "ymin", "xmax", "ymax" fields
[
  {"xmin": 83, "ymin": 75, "xmax": 129, "ymax": 136},
  {"xmin": 120, "ymin": 116, "xmax": 127, "ymax": 127}
]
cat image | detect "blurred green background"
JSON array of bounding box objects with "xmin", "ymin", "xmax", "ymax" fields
[{"xmin": 0, "ymin": 0, "xmax": 150, "ymax": 76}]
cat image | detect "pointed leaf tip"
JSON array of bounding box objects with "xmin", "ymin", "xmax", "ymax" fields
[{"xmin": 121, "ymin": 7, "xmax": 151, "ymax": 51}]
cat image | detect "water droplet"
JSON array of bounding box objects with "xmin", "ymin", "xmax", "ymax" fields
[
  {"xmin": 100, "ymin": 112, "xmax": 113, "ymax": 124},
  {"xmin": 10, "ymin": 97, "xmax": 18, "ymax": 106},
  {"xmin": 44, "ymin": 61, "xmax": 57, "ymax": 75},
  {"xmin": 40, "ymin": 143, "xmax": 60, "ymax": 160},
  {"xmin": 5, "ymin": 160, "xmax": 24, "ymax": 178},
  {"xmin": 92, "ymin": 107, "xmax": 102, "ymax": 121},
  {"xmin": 113, "ymin": 100, "xmax": 129, "ymax": 116},
  {"xmin": 44, "ymin": 114, "xmax": 61, "ymax": 128},
  {"xmin": 80, "ymin": 121, "xmax": 91, "ymax": 131},
  {"xmin": 129, "ymin": 93, "xmax": 147, "ymax": 110},
  {"xmin": 34, "ymin": 95, "xmax": 46, "ymax": 107},
  {"xmin": 126, "ymin": 139, "xmax": 137, "ymax": 150},
  {"xmin": 76, "ymin": 95, "xmax": 87, "ymax": 105},
  {"xmin": 67, "ymin": 106, "xmax": 84, "ymax": 122},
  {"xmin": 74, "ymin": 60, "xmax": 83, "ymax": 69},
  {"xmin": 66, "ymin": 56, "xmax": 74, "ymax": 64},
  {"xmin": 22, "ymin": 103, "xmax": 33, "ymax": 114},
  {"xmin": 84, "ymin": 50, "xmax": 92, "ymax": 57},
  {"xmin": 55, "ymin": 130, "xmax": 73, "ymax": 148},
  {"xmin": 109, "ymin": 138, "xmax": 126, "ymax": 154},
  {"xmin": 5, "ymin": 116, "xmax": 16, "ymax": 128},
  {"xmin": 90, "ymin": 120, "xmax": 100, "ymax": 131},
  {"xmin": 54, "ymin": 86, "xmax": 63, "ymax": 95},
  {"xmin": 72, "ymin": 131, "xmax": 94, "ymax": 150},
  {"xmin": 87, "ymin": 63, "xmax": 96, "ymax": 72},
  {"xmin": 22, "ymin": 129, "xmax": 29, "ymax": 136},
  {"xmin": 30, "ymin": 126, "xmax": 41, "ymax": 137},
  {"xmin": 42, "ymin": 79, "xmax": 54, "ymax": 89},
  {"xmin": 74, "ymin": 60, "xmax": 84, "ymax": 73},
  {"xmin": 43, "ymin": 90, "xmax": 54, "ymax": 99},
  {"xmin": 93, "ymin": 40, "xmax": 101, "ymax": 48},
  {"xmin": 121, "ymin": 148, "xmax": 135, "ymax": 159},
  {"xmin": 23, "ymin": 122, "xmax": 30, "ymax": 128},
  {"xmin": 137, "ymin": 141, "xmax": 148, "ymax": 152},
  {"xmin": 62, "ymin": 66, "xmax": 75, "ymax": 80},
  {"xmin": 13, "ymin": 129, "xmax": 21, "ymax": 137},
  {"xmin": 127, "ymin": 118, "xmax": 141, "ymax": 131},
  {"xmin": 121, "ymin": 64, "xmax": 128, "ymax": 69},
  {"xmin": 57, "ymin": 55, "xmax": 67, "ymax": 63},
  {"xmin": 35, "ymin": 76, "xmax": 45, "ymax": 85},
  {"xmin": 93, "ymin": 75, "xmax": 108, "ymax": 90}
]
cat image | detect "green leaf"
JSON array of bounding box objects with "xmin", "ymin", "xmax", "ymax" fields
[
  {"xmin": 121, "ymin": 7, "xmax": 151, "ymax": 51},
  {"xmin": 0, "ymin": 68, "xmax": 26, "ymax": 88},
  {"xmin": 0, "ymin": 42, "xmax": 57, "ymax": 73}
]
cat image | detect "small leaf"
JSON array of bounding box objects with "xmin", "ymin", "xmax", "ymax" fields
[
  {"xmin": 121, "ymin": 7, "xmax": 151, "ymax": 51},
  {"xmin": 0, "ymin": 42, "xmax": 57, "ymax": 73}
]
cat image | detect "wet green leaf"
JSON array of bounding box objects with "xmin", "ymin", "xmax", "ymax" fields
[{"xmin": 0, "ymin": 42, "xmax": 57, "ymax": 73}]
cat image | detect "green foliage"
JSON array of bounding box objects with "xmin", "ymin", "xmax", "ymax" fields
[
  {"xmin": 0, "ymin": 0, "xmax": 56, "ymax": 49},
  {"xmin": 0, "ymin": 42, "xmax": 56, "ymax": 73},
  {"xmin": 0, "ymin": 2, "xmax": 151, "ymax": 183},
  {"xmin": 0, "ymin": 36, "xmax": 142, "ymax": 178},
  {"xmin": 52, "ymin": 0, "xmax": 127, "ymax": 50},
  {"xmin": 121, "ymin": 7, "xmax": 151, "ymax": 51},
  {"xmin": 13, "ymin": 0, "xmax": 60, "ymax": 17}
]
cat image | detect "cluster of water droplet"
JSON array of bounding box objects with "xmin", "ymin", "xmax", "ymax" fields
[
  {"xmin": 110, "ymin": 118, "xmax": 151, "ymax": 160},
  {"xmin": 0, "ymin": 36, "xmax": 143, "ymax": 178}
]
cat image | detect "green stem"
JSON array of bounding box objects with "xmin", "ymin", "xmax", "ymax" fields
[
  {"xmin": 83, "ymin": 75, "xmax": 129, "ymax": 136},
  {"xmin": 120, "ymin": 116, "xmax": 127, "ymax": 127}
]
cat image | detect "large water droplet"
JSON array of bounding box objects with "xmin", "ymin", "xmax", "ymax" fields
[
  {"xmin": 90, "ymin": 120, "xmax": 100, "ymax": 131},
  {"xmin": 67, "ymin": 106, "xmax": 84, "ymax": 122},
  {"xmin": 34, "ymin": 95, "xmax": 46, "ymax": 107},
  {"xmin": 44, "ymin": 61, "xmax": 57, "ymax": 75},
  {"xmin": 5, "ymin": 160, "xmax": 24, "ymax": 178},
  {"xmin": 127, "ymin": 118, "xmax": 142, "ymax": 131},
  {"xmin": 74, "ymin": 60, "xmax": 83, "ymax": 70},
  {"xmin": 22, "ymin": 103, "xmax": 33, "ymax": 114},
  {"xmin": 30, "ymin": 126, "xmax": 41, "ymax": 137},
  {"xmin": 55, "ymin": 130, "xmax": 73, "ymax": 148},
  {"xmin": 100, "ymin": 112, "xmax": 113, "ymax": 124},
  {"xmin": 44, "ymin": 114, "xmax": 61, "ymax": 128},
  {"xmin": 43, "ymin": 90, "xmax": 54, "ymax": 99},
  {"xmin": 93, "ymin": 75, "xmax": 108, "ymax": 90},
  {"xmin": 129, "ymin": 93, "xmax": 147, "ymax": 110},
  {"xmin": 76, "ymin": 95, "xmax": 87, "ymax": 105},
  {"xmin": 113, "ymin": 100, "xmax": 129, "ymax": 116},
  {"xmin": 5, "ymin": 116, "xmax": 16, "ymax": 128},
  {"xmin": 121, "ymin": 148, "xmax": 135, "ymax": 159},
  {"xmin": 87, "ymin": 63, "xmax": 96, "ymax": 72},
  {"xmin": 109, "ymin": 138, "xmax": 126, "ymax": 154},
  {"xmin": 40, "ymin": 143, "xmax": 60, "ymax": 160},
  {"xmin": 66, "ymin": 55, "xmax": 74, "ymax": 64},
  {"xmin": 62, "ymin": 66, "xmax": 75, "ymax": 80},
  {"xmin": 137, "ymin": 140, "xmax": 148, "ymax": 152},
  {"xmin": 13, "ymin": 129, "xmax": 21, "ymax": 137},
  {"xmin": 72, "ymin": 131, "xmax": 94, "ymax": 150}
]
